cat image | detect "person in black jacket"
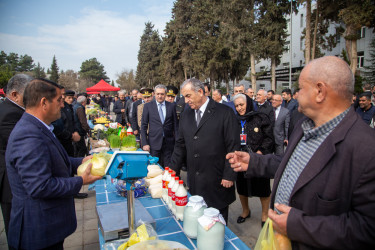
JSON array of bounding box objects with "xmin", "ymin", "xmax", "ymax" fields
[
  {"xmin": 233, "ymin": 93, "xmax": 274, "ymax": 226},
  {"xmin": 0, "ymin": 74, "xmax": 34, "ymax": 237}
]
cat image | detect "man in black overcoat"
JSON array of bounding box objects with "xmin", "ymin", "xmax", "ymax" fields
[{"xmin": 169, "ymin": 79, "xmax": 240, "ymax": 222}]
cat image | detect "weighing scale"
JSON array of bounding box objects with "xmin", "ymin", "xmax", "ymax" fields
[{"xmin": 97, "ymin": 151, "xmax": 156, "ymax": 241}]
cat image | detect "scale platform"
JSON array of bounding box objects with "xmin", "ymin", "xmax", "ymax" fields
[{"xmin": 97, "ymin": 199, "xmax": 155, "ymax": 241}]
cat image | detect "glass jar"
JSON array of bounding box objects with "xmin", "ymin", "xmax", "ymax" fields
[
  {"xmin": 183, "ymin": 196, "xmax": 206, "ymax": 239},
  {"xmin": 197, "ymin": 207, "xmax": 225, "ymax": 250}
]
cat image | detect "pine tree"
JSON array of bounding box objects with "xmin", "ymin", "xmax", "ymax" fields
[
  {"xmin": 33, "ymin": 62, "xmax": 46, "ymax": 78},
  {"xmin": 79, "ymin": 58, "xmax": 109, "ymax": 84},
  {"xmin": 50, "ymin": 55, "xmax": 59, "ymax": 83},
  {"xmin": 364, "ymin": 38, "xmax": 375, "ymax": 84}
]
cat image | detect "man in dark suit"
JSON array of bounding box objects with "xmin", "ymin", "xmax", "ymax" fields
[
  {"xmin": 169, "ymin": 79, "xmax": 240, "ymax": 222},
  {"xmin": 271, "ymin": 94, "xmax": 290, "ymax": 155},
  {"xmin": 6, "ymin": 78, "xmax": 101, "ymax": 249},
  {"xmin": 256, "ymin": 89, "xmax": 275, "ymax": 126},
  {"xmin": 124, "ymin": 89, "xmax": 139, "ymax": 125},
  {"xmin": 227, "ymin": 56, "xmax": 375, "ymax": 249},
  {"xmin": 212, "ymin": 88, "xmax": 236, "ymax": 113},
  {"xmin": 141, "ymin": 85, "xmax": 178, "ymax": 167},
  {"xmin": 131, "ymin": 88, "xmax": 153, "ymax": 136},
  {"xmin": 113, "ymin": 90, "xmax": 128, "ymax": 126},
  {"xmin": 0, "ymin": 74, "xmax": 34, "ymax": 237},
  {"xmin": 281, "ymin": 88, "xmax": 298, "ymax": 113}
]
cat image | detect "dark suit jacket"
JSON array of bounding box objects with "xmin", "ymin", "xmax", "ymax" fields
[
  {"xmin": 273, "ymin": 106, "xmax": 290, "ymax": 146},
  {"xmin": 246, "ymin": 107, "xmax": 375, "ymax": 249},
  {"xmin": 140, "ymin": 100, "xmax": 178, "ymax": 151},
  {"xmin": 6, "ymin": 113, "xmax": 83, "ymax": 249},
  {"xmin": 0, "ymin": 99, "xmax": 24, "ymax": 203},
  {"xmin": 170, "ymin": 99, "xmax": 240, "ymax": 209},
  {"xmin": 222, "ymin": 100, "xmax": 237, "ymax": 114},
  {"xmin": 282, "ymin": 98, "xmax": 298, "ymax": 113},
  {"xmin": 131, "ymin": 99, "xmax": 143, "ymax": 131},
  {"xmin": 113, "ymin": 99, "xmax": 127, "ymax": 124},
  {"xmin": 258, "ymin": 101, "xmax": 275, "ymax": 125}
]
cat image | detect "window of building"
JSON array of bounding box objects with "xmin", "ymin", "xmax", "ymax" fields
[
  {"xmin": 358, "ymin": 27, "xmax": 365, "ymax": 38},
  {"xmin": 300, "ymin": 37, "xmax": 304, "ymax": 51},
  {"xmin": 282, "ymin": 82, "xmax": 289, "ymax": 88},
  {"xmin": 283, "ymin": 62, "xmax": 290, "ymax": 69},
  {"xmin": 335, "ymin": 30, "xmax": 341, "ymax": 43},
  {"xmin": 259, "ymin": 84, "xmax": 265, "ymax": 88},
  {"xmin": 300, "ymin": 60, "xmax": 303, "ymax": 66},
  {"xmin": 284, "ymin": 41, "xmax": 290, "ymax": 53},
  {"xmin": 260, "ymin": 66, "xmax": 265, "ymax": 71},
  {"xmin": 357, "ymin": 51, "xmax": 364, "ymax": 68},
  {"xmin": 300, "ymin": 14, "xmax": 304, "ymax": 27}
]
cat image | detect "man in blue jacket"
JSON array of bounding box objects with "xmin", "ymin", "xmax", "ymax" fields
[{"xmin": 6, "ymin": 78, "xmax": 101, "ymax": 249}]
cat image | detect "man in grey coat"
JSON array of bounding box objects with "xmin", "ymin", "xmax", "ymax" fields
[{"xmin": 271, "ymin": 94, "xmax": 290, "ymax": 155}]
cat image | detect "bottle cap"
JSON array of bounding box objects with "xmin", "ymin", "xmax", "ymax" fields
[
  {"xmin": 171, "ymin": 173, "xmax": 176, "ymax": 177},
  {"xmin": 168, "ymin": 169, "xmax": 173, "ymax": 173},
  {"xmin": 175, "ymin": 177, "xmax": 179, "ymax": 181},
  {"xmin": 189, "ymin": 195, "xmax": 203, "ymax": 203},
  {"xmin": 204, "ymin": 207, "xmax": 219, "ymax": 217},
  {"xmin": 165, "ymin": 167, "xmax": 169, "ymax": 171},
  {"xmin": 179, "ymin": 180, "xmax": 183, "ymax": 184}
]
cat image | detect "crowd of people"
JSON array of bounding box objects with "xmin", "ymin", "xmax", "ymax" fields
[{"xmin": 0, "ymin": 55, "xmax": 374, "ymax": 249}]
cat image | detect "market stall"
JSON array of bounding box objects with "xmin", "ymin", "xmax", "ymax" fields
[{"xmin": 86, "ymin": 79, "xmax": 120, "ymax": 93}]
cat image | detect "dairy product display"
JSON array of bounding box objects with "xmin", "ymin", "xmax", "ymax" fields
[
  {"xmin": 183, "ymin": 195, "xmax": 207, "ymax": 239},
  {"xmin": 197, "ymin": 207, "xmax": 225, "ymax": 250}
]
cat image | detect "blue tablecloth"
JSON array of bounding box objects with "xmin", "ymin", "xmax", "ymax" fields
[{"xmin": 95, "ymin": 178, "xmax": 250, "ymax": 250}]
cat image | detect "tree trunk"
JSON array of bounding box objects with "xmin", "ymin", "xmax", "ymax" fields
[
  {"xmin": 344, "ymin": 24, "xmax": 358, "ymax": 75},
  {"xmin": 271, "ymin": 58, "xmax": 276, "ymax": 91},
  {"xmin": 226, "ymin": 81, "xmax": 229, "ymax": 95},
  {"xmin": 250, "ymin": 54, "xmax": 256, "ymax": 91},
  {"xmin": 305, "ymin": 0, "xmax": 311, "ymax": 64},
  {"xmin": 184, "ymin": 67, "xmax": 187, "ymax": 80},
  {"xmin": 311, "ymin": 0, "xmax": 318, "ymax": 60}
]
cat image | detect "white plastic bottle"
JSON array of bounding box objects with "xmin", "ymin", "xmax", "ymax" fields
[
  {"xmin": 163, "ymin": 169, "xmax": 172, "ymax": 202},
  {"xmin": 171, "ymin": 177, "xmax": 180, "ymax": 215},
  {"xmin": 175, "ymin": 180, "xmax": 187, "ymax": 221},
  {"xmin": 126, "ymin": 126, "xmax": 133, "ymax": 135},
  {"xmin": 197, "ymin": 208, "xmax": 225, "ymax": 250},
  {"xmin": 161, "ymin": 167, "xmax": 170, "ymax": 201},
  {"xmin": 183, "ymin": 196, "xmax": 207, "ymax": 239},
  {"xmin": 167, "ymin": 173, "xmax": 176, "ymax": 209}
]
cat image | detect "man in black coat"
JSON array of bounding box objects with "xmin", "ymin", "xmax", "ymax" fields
[
  {"xmin": 0, "ymin": 74, "xmax": 34, "ymax": 236},
  {"xmin": 169, "ymin": 79, "xmax": 240, "ymax": 222},
  {"xmin": 113, "ymin": 90, "xmax": 127, "ymax": 126},
  {"xmin": 52, "ymin": 90, "xmax": 80, "ymax": 156},
  {"xmin": 256, "ymin": 89, "xmax": 275, "ymax": 126}
]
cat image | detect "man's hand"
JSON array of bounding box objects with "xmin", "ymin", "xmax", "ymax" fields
[
  {"xmin": 143, "ymin": 145, "xmax": 150, "ymax": 152},
  {"xmin": 81, "ymin": 163, "xmax": 103, "ymax": 185},
  {"xmin": 134, "ymin": 130, "xmax": 139, "ymax": 135},
  {"xmin": 82, "ymin": 155, "xmax": 93, "ymax": 164},
  {"xmin": 121, "ymin": 109, "xmax": 125, "ymax": 112},
  {"xmin": 72, "ymin": 132, "xmax": 81, "ymax": 142},
  {"xmin": 226, "ymin": 151, "xmax": 250, "ymax": 172},
  {"xmin": 221, "ymin": 179, "xmax": 233, "ymax": 188},
  {"xmin": 256, "ymin": 150, "xmax": 263, "ymax": 155},
  {"xmin": 284, "ymin": 140, "xmax": 288, "ymax": 146},
  {"xmin": 268, "ymin": 203, "xmax": 291, "ymax": 236}
]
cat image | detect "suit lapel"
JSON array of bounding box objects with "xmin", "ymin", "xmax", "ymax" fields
[
  {"xmin": 289, "ymin": 109, "xmax": 356, "ymax": 198},
  {"xmin": 195, "ymin": 99, "xmax": 215, "ymax": 133}
]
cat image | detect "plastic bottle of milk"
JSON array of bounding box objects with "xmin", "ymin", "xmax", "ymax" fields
[
  {"xmin": 163, "ymin": 169, "xmax": 173, "ymax": 202},
  {"xmin": 161, "ymin": 167, "xmax": 170, "ymax": 201},
  {"xmin": 171, "ymin": 177, "xmax": 180, "ymax": 215},
  {"xmin": 175, "ymin": 180, "xmax": 187, "ymax": 221},
  {"xmin": 197, "ymin": 207, "xmax": 225, "ymax": 250},
  {"xmin": 167, "ymin": 173, "xmax": 176, "ymax": 209}
]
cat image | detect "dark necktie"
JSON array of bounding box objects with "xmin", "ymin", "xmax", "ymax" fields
[{"xmin": 196, "ymin": 110, "xmax": 202, "ymax": 127}]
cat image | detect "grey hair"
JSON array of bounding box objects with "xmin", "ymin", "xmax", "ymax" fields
[
  {"xmin": 235, "ymin": 83, "xmax": 244, "ymax": 88},
  {"xmin": 233, "ymin": 93, "xmax": 247, "ymax": 103},
  {"xmin": 77, "ymin": 96, "xmax": 86, "ymax": 104},
  {"xmin": 258, "ymin": 89, "xmax": 267, "ymax": 96},
  {"xmin": 181, "ymin": 79, "xmax": 204, "ymax": 93},
  {"xmin": 7, "ymin": 74, "xmax": 34, "ymax": 95},
  {"xmin": 154, "ymin": 84, "xmax": 167, "ymax": 92},
  {"xmin": 118, "ymin": 90, "xmax": 126, "ymax": 96}
]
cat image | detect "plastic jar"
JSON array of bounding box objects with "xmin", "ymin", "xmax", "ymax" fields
[{"xmin": 183, "ymin": 196, "xmax": 207, "ymax": 239}]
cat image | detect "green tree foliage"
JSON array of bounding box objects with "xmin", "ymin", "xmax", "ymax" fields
[
  {"xmin": 364, "ymin": 38, "xmax": 375, "ymax": 84},
  {"xmin": 59, "ymin": 70, "xmax": 79, "ymax": 91},
  {"xmin": 136, "ymin": 22, "xmax": 163, "ymax": 87},
  {"xmin": 0, "ymin": 65, "xmax": 13, "ymax": 88},
  {"xmin": 18, "ymin": 54, "xmax": 35, "ymax": 72},
  {"xmin": 116, "ymin": 69, "xmax": 139, "ymax": 92},
  {"xmin": 50, "ymin": 55, "xmax": 59, "ymax": 83},
  {"xmin": 79, "ymin": 57, "xmax": 109, "ymax": 84},
  {"xmin": 33, "ymin": 62, "xmax": 46, "ymax": 78}
]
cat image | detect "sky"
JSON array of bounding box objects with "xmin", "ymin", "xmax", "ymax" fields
[{"xmin": 0, "ymin": 0, "xmax": 175, "ymax": 83}]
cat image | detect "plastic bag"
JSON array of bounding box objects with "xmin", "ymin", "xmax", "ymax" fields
[
  {"xmin": 77, "ymin": 152, "xmax": 111, "ymax": 176},
  {"xmin": 117, "ymin": 221, "xmax": 157, "ymax": 250},
  {"xmin": 127, "ymin": 240, "xmax": 189, "ymax": 250},
  {"xmin": 254, "ymin": 218, "xmax": 292, "ymax": 250}
]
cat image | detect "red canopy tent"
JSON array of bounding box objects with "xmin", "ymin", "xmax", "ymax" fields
[
  {"xmin": 86, "ymin": 79, "xmax": 120, "ymax": 93},
  {"xmin": 0, "ymin": 89, "xmax": 4, "ymax": 95}
]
